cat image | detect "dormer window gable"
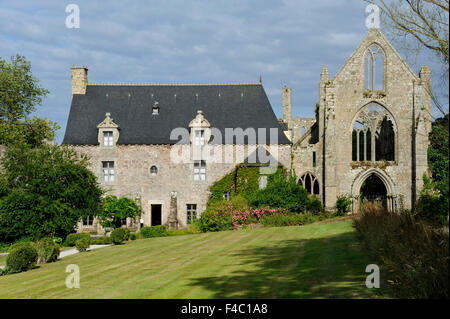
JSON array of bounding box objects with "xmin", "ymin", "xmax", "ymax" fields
[
  {"xmin": 189, "ymin": 110, "xmax": 211, "ymax": 146},
  {"xmin": 97, "ymin": 112, "xmax": 120, "ymax": 147}
]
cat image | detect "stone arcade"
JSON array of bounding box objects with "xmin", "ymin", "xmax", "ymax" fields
[{"xmin": 63, "ymin": 29, "xmax": 431, "ymax": 234}]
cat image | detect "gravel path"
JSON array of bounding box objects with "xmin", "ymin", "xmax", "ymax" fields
[{"xmin": 0, "ymin": 244, "xmax": 111, "ymax": 270}]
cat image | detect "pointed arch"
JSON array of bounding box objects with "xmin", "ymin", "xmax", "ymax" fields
[
  {"xmin": 299, "ymin": 172, "xmax": 320, "ymax": 196},
  {"xmin": 350, "ymin": 101, "xmax": 397, "ymax": 162},
  {"xmin": 364, "ymin": 42, "xmax": 386, "ymax": 91}
]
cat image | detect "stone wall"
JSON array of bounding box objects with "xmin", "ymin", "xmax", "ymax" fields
[{"xmin": 74, "ymin": 143, "xmax": 291, "ymax": 232}]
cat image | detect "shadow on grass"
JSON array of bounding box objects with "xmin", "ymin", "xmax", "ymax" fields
[{"xmin": 187, "ymin": 230, "xmax": 380, "ymax": 299}]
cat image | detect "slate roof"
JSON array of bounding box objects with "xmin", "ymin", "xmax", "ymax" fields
[
  {"xmin": 62, "ymin": 83, "xmax": 292, "ymax": 145},
  {"xmin": 242, "ymin": 146, "xmax": 280, "ymax": 165}
]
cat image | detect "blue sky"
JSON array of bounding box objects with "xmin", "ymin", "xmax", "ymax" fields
[{"xmin": 0, "ymin": 0, "xmax": 446, "ymax": 143}]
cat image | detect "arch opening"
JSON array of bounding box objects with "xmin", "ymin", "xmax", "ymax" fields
[
  {"xmin": 299, "ymin": 172, "xmax": 320, "ymax": 196},
  {"xmin": 360, "ymin": 173, "xmax": 387, "ymax": 208}
]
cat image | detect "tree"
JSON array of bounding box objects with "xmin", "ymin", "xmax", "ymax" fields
[
  {"xmin": 0, "ymin": 143, "xmax": 104, "ymax": 243},
  {"xmin": 428, "ymin": 114, "xmax": 449, "ymax": 194},
  {"xmin": 98, "ymin": 195, "xmax": 141, "ymax": 229},
  {"xmin": 366, "ymin": 0, "xmax": 449, "ymax": 115},
  {"xmin": 0, "ymin": 55, "xmax": 59, "ymax": 146}
]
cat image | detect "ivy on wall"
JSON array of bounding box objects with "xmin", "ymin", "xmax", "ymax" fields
[{"xmin": 208, "ymin": 164, "xmax": 285, "ymax": 204}]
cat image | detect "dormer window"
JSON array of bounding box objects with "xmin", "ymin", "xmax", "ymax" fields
[
  {"xmin": 189, "ymin": 110, "xmax": 211, "ymax": 146},
  {"xmin": 97, "ymin": 112, "xmax": 119, "ymax": 147},
  {"xmin": 103, "ymin": 131, "xmax": 113, "ymax": 147},
  {"xmin": 152, "ymin": 101, "xmax": 160, "ymax": 115}
]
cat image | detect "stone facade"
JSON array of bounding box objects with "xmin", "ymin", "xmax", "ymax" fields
[
  {"xmin": 281, "ymin": 28, "xmax": 431, "ymax": 212},
  {"xmin": 74, "ymin": 143, "xmax": 291, "ymax": 233},
  {"xmin": 72, "ymin": 28, "xmax": 430, "ymax": 233}
]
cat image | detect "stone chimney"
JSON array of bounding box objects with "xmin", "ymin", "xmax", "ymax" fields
[
  {"xmin": 71, "ymin": 65, "xmax": 88, "ymax": 95},
  {"xmin": 282, "ymin": 86, "xmax": 292, "ymax": 122},
  {"xmin": 419, "ymin": 65, "xmax": 431, "ymax": 92}
]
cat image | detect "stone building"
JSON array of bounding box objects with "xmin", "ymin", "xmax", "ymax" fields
[
  {"xmin": 63, "ymin": 69, "xmax": 291, "ymax": 233},
  {"xmin": 63, "ymin": 28, "xmax": 431, "ymax": 233},
  {"xmin": 281, "ymin": 28, "xmax": 431, "ymax": 212}
]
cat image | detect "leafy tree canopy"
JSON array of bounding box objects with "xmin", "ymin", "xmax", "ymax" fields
[
  {"xmin": 0, "ymin": 55, "xmax": 59, "ymax": 146},
  {"xmin": 0, "ymin": 143, "xmax": 104, "ymax": 243},
  {"xmin": 98, "ymin": 195, "xmax": 141, "ymax": 229}
]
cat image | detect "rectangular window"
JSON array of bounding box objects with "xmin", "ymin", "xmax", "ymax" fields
[
  {"xmin": 194, "ymin": 130, "xmax": 205, "ymax": 146},
  {"xmin": 312, "ymin": 151, "xmax": 316, "ymax": 167},
  {"xmin": 103, "ymin": 131, "xmax": 114, "ymax": 147},
  {"xmin": 193, "ymin": 160, "xmax": 206, "ymax": 181},
  {"xmin": 186, "ymin": 204, "xmax": 197, "ymax": 224},
  {"xmin": 102, "ymin": 161, "xmax": 115, "ymax": 182},
  {"xmin": 82, "ymin": 216, "xmax": 94, "ymax": 226}
]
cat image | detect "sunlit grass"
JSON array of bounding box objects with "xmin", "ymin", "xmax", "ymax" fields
[{"xmin": 0, "ymin": 221, "xmax": 384, "ymax": 299}]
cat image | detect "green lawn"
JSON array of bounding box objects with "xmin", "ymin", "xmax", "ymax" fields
[{"xmin": 0, "ymin": 221, "xmax": 384, "ymax": 298}]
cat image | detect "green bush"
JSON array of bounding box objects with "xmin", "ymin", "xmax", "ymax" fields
[
  {"xmin": 198, "ymin": 208, "xmax": 234, "ymax": 232},
  {"xmin": 0, "ymin": 242, "xmax": 9, "ymax": 253},
  {"xmin": 129, "ymin": 233, "xmax": 137, "ymax": 240},
  {"xmin": 110, "ymin": 228, "xmax": 129, "ymax": 244},
  {"xmin": 90, "ymin": 236, "xmax": 112, "ymax": 245},
  {"xmin": 63, "ymin": 233, "xmax": 90, "ymax": 247},
  {"xmin": 354, "ymin": 201, "xmax": 449, "ymax": 298},
  {"xmin": 8, "ymin": 240, "xmax": 33, "ymax": 253},
  {"xmin": 33, "ymin": 237, "xmax": 60, "ymax": 264},
  {"xmin": 5, "ymin": 243, "xmax": 38, "ymax": 274},
  {"xmin": 167, "ymin": 229, "xmax": 191, "ymax": 236},
  {"xmin": 140, "ymin": 225, "xmax": 168, "ymax": 238},
  {"xmin": 249, "ymin": 173, "xmax": 323, "ymax": 214},
  {"xmin": 52, "ymin": 236, "xmax": 63, "ymax": 245},
  {"xmin": 259, "ymin": 213, "xmax": 324, "ymax": 227},
  {"xmin": 335, "ymin": 196, "xmax": 352, "ymax": 216},
  {"xmin": 75, "ymin": 238, "xmax": 90, "ymax": 252}
]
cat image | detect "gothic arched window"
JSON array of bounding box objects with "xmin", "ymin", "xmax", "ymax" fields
[
  {"xmin": 352, "ymin": 103, "xmax": 395, "ymax": 162},
  {"xmin": 365, "ymin": 45, "xmax": 384, "ymax": 91},
  {"xmin": 299, "ymin": 172, "xmax": 320, "ymax": 196}
]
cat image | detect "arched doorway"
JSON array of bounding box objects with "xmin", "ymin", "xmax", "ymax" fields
[
  {"xmin": 360, "ymin": 173, "xmax": 387, "ymax": 208},
  {"xmin": 351, "ymin": 168, "xmax": 396, "ymax": 213}
]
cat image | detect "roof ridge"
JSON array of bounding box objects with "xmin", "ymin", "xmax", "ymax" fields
[{"xmin": 88, "ymin": 82, "xmax": 261, "ymax": 86}]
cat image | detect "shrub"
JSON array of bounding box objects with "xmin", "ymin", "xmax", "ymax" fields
[
  {"xmin": 90, "ymin": 236, "xmax": 112, "ymax": 245},
  {"xmin": 140, "ymin": 225, "xmax": 169, "ymax": 238},
  {"xmin": 335, "ymin": 196, "xmax": 352, "ymax": 216},
  {"xmin": 8, "ymin": 240, "xmax": 33, "ymax": 253},
  {"xmin": 354, "ymin": 201, "xmax": 449, "ymax": 298},
  {"xmin": 63, "ymin": 233, "xmax": 90, "ymax": 247},
  {"xmin": 0, "ymin": 242, "xmax": 9, "ymax": 253},
  {"xmin": 198, "ymin": 207, "xmax": 234, "ymax": 232},
  {"xmin": 33, "ymin": 237, "xmax": 60, "ymax": 264},
  {"xmin": 249, "ymin": 174, "xmax": 322, "ymax": 214},
  {"xmin": 52, "ymin": 237, "xmax": 63, "ymax": 245},
  {"xmin": 6, "ymin": 243, "xmax": 38, "ymax": 274},
  {"xmin": 110, "ymin": 228, "xmax": 129, "ymax": 244},
  {"xmin": 129, "ymin": 233, "xmax": 137, "ymax": 240},
  {"xmin": 186, "ymin": 221, "xmax": 202, "ymax": 234},
  {"xmin": 259, "ymin": 213, "xmax": 324, "ymax": 227},
  {"xmin": 75, "ymin": 238, "xmax": 90, "ymax": 252},
  {"xmin": 167, "ymin": 229, "xmax": 191, "ymax": 236}
]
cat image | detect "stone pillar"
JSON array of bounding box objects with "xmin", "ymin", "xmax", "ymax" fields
[
  {"xmin": 71, "ymin": 65, "xmax": 88, "ymax": 95},
  {"xmin": 167, "ymin": 191, "xmax": 179, "ymax": 230}
]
